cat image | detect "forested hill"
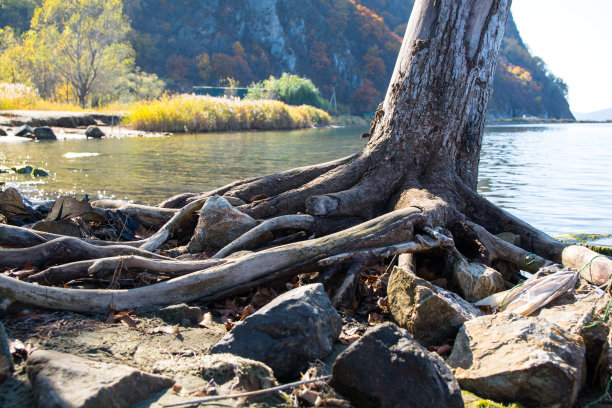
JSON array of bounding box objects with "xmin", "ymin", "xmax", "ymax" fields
[{"xmin": 1, "ymin": 0, "xmax": 573, "ymax": 118}]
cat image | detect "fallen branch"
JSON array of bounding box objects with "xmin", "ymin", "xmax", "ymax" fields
[
  {"xmin": 213, "ymin": 214, "xmax": 316, "ymax": 258},
  {"xmin": 0, "ymin": 236, "xmax": 168, "ymax": 269},
  {"xmin": 163, "ymin": 375, "xmax": 331, "ymax": 407}
]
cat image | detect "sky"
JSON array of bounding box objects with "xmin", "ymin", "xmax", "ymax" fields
[{"xmin": 511, "ymin": 0, "xmax": 612, "ymax": 114}]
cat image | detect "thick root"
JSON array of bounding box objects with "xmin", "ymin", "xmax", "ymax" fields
[
  {"xmin": 0, "ymin": 236, "xmax": 168, "ymax": 269},
  {"xmin": 0, "ymin": 207, "xmax": 423, "ymax": 312}
]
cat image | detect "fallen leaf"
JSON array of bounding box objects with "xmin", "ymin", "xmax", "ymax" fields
[
  {"xmin": 239, "ymin": 304, "xmax": 255, "ymax": 321},
  {"xmin": 120, "ymin": 314, "xmax": 138, "ymax": 328},
  {"xmin": 338, "ymin": 332, "xmax": 361, "ymax": 345},
  {"xmin": 199, "ymin": 312, "xmax": 214, "ymax": 328},
  {"xmin": 377, "ymin": 296, "xmax": 389, "ymax": 311},
  {"xmin": 222, "ymin": 315, "xmax": 234, "ymax": 331},
  {"xmin": 172, "ymin": 385, "xmax": 182, "ymax": 394},
  {"xmin": 300, "ymin": 389, "xmax": 319, "ymax": 405}
]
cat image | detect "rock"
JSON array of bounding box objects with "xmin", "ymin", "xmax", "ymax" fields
[
  {"xmin": 0, "ymin": 321, "xmax": 13, "ymax": 385},
  {"xmin": 85, "ymin": 126, "xmax": 105, "ymax": 138},
  {"xmin": 446, "ymin": 313, "xmax": 585, "ymax": 408},
  {"xmin": 27, "ymin": 349, "xmax": 174, "ymax": 408},
  {"xmin": 34, "ymin": 126, "xmax": 57, "ymax": 140},
  {"xmin": 187, "ymin": 195, "xmax": 257, "ymax": 253},
  {"xmin": 0, "ymin": 128, "xmax": 7, "ymax": 136},
  {"xmin": 199, "ymin": 353, "xmax": 277, "ymax": 398},
  {"xmin": 330, "ymin": 322, "xmax": 463, "ymax": 408},
  {"xmin": 14, "ymin": 124, "xmax": 34, "ymax": 137},
  {"xmin": 453, "ymin": 260, "xmax": 505, "ymax": 302},
  {"xmin": 142, "ymin": 303, "xmax": 204, "ymax": 326},
  {"xmin": 32, "ymin": 220, "xmax": 83, "ymax": 238},
  {"xmin": 388, "ymin": 267, "xmax": 483, "ymax": 346},
  {"xmin": 211, "ymin": 283, "xmax": 342, "ymax": 380},
  {"xmin": 536, "ymin": 291, "xmax": 606, "ymax": 335},
  {"xmin": 32, "ymin": 168, "xmax": 50, "ymax": 177},
  {"xmin": 12, "ymin": 165, "xmax": 34, "ymax": 175}
]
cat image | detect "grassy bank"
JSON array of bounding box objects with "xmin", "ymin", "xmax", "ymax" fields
[
  {"xmin": 0, "ymin": 83, "xmax": 84, "ymax": 111},
  {"xmin": 124, "ymin": 94, "xmax": 331, "ymax": 132}
]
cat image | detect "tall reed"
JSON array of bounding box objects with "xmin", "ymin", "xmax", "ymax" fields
[{"xmin": 124, "ymin": 94, "xmax": 331, "ymax": 132}]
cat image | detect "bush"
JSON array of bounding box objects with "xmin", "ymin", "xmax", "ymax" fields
[{"xmin": 246, "ymin": 73, "xmax": 328, "ymax": 109}]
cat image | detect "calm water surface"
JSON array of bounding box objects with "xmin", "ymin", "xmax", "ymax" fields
[{"xmin": 1, "ymin": 123, "xmax": 610, "ymax": 235}]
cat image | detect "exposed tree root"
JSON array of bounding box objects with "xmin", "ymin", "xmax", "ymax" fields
[{"xmin": 0, "ymin": 236, "xmax": 168, "ymax": 269}]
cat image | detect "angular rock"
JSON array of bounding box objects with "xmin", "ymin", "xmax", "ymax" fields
[
  {"xmin": 0, "ymin": 128, "xmax": 7, "ymax": 136},
  {"xmin": 453, "ymin": 260, "xmax": 504, "ymax": 302},
  {"xmin": 447, "ymin": 313, "xmax": 585, "ymax": 408},
  {"xmin": 34, "ymin": 126, "xmax": 57, "ymax": 140},
  {"xmin": 210, "ymin": 283, "xmax": 341, "ymax": 380},
  {"xmin": 187, "ymin": 195, "xmax": 257, "ymax": 253},
  {"xmin": 388, "ymin": 267, "xmax": 483, "ymax": 346},
  {"xmin": 14, "ymin": 124, "xmax": 34, "ymax": 137},
  {"xmin": 199, "ymin": 353, "xmax": 277, "ymax": 397},
  {"xmin": 536, "ymin": 291, "xmax": 607, "ymax": 335},
  {"xmin": 331, "ymin": 322, "xmax": 463, "ymax": 408},
  {"xmin": 27, "ymin": 350, "xmax": 174, "ymax": 408},
  {"xmin": 0, "ymin": 321, "xmax": 13, "ymax": 385},
  {"xmin": 85, "ymin": 126, "xmax": 105, "ymax": 138},
  {"xmin": 144, "ymin": 303, "xmax": 204, "ymax": 326}
]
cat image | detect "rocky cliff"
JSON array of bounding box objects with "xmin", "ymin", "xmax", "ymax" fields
[{"xmin": 122, "ymin": 0, "xmax": 572, "ymax": 118}]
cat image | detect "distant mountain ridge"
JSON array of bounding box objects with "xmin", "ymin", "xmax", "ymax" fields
[
  {"xmin": 574, "ymin": 108, "xmax": 612, "ymax": 122},
  {"xmin": 0, "ymin": 0, "xmax": 574, "ymax": 118}
]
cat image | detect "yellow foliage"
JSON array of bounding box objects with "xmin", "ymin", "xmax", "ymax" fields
[
  {"xmin": 0, "ymin": 82, "xmax": 84, "ymax": 111},
  {"xmin": 124, "ymin": 94, "xmax": 331, "ymax": 133},
  {"xmin": 506, "ymin": 64, "xmax": 532, "ymax": 82}
]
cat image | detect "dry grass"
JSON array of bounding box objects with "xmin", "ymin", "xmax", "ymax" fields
[
  {"xmin": 0, "ymin": 82, "xmax": 84, "ymax": 111},
  {"xmin": 124, "ymin": 94, "xmax": 331, "ymax": 132}
]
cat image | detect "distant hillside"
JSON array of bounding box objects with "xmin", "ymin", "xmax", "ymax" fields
[
  {"xmin": 0, "ymin": 0, "xmax": 574, "ymax": 118},
  {"xmin": 574, "ymin": 108, "xmax": 612, "ymax": 121}
]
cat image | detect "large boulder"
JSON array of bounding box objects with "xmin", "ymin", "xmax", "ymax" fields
[
  {"xmin": 85, "ymin": 126, "xmax": 105, "ymax": 138},
  {"xmin": 34, "ymin": 126, "xmax": 57, "ymax": 140},
  {"xmin": 14, "ymin": 124, "xmax": 34, "ymax": 137},
  {"xmin": 331, "ymin": 322, "xmax": 463, "ymax": 408},
  {"xmin": 453, "ymin": 260, "xmax": 505, "ymax": 302},
  {"xmin": 388, "ymin": 267, "xmax": 483, "ymax": 346},
  {"xmin": 187, "ymin": 195, "xmax": 257, "ymax": 253},
  {"xmin": 27, "ymin": 349, "xmax": 174, "ymax": 408},
  {"xmin": 446, "ymin": 313, "xmax": 586, "ymax": 408},
  {"xmin": 210, "ymin": 283, "xmax": 342, "ymax": 380}
]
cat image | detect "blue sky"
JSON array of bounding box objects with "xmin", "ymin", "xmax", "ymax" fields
[{"xmin": 511, "ymin": 0, "xmax": 612, "ymax": 113}]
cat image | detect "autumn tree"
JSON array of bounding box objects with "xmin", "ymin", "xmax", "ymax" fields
[
  {"xmin": 1, "ymin": 0, "xmax": 610, "ymax": 315},
  {"xmin": 30, "ymin": 0, "xmax": 134, "ymax": 106}
]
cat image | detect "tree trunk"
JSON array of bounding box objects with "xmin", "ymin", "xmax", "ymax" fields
[{"xmin": 3, "ymin": 0, "xmax": 611, "ymax": 312}]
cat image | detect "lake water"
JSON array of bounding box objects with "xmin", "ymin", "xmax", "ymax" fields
[{"xmin": 0, "ymin": 123, "xmax": 610, "ymax": 235}]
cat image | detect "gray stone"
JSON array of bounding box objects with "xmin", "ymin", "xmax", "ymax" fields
[
  {"xmin": 14, "ymin": 124, "xmax": 34, "ymax": 137},
  {"xmin": 0, "ymin": 128, "xmax": 7, "ymax": 136},
  {"xmin": 446, "ymin": 313, "xmax": 585, "ymax": 408},
  {"xmin": 453, "ymin": 260, "xmax": 505, "ymax": 302},
  {"xmin": 330, "ymin": 322, "xmax": 463, "ymax": 408},
  {"xmin": 388, "ymin": 267, "xmax": 483, "ymax": 347},
  {"xmin": 199, "ymin": 353, "xmax": 277, "ymax": 397},
  {"xmin": 187, "ymin": 195, "xmax": 257, "ymax": 252},
  {"xmin": 145, "ymin": 303, "xmax": 204, "ymax": 326},
  {"xmin": 495, "ymin": 232, "xmax": 521, "ymax": 247},
  {"xmin": 85, "ymin": 126, "xmax": 105, "ymax": 138},
  {"xmin": 27, "ymin": 349, "xmax": 174, "ymax": 408},
  {"xmin": 34, "ymin": 126, "xmax": 57, "ymax": 140},
  {"xmin": 536, "ymin": 291, "xmax": 607, "ymax": 335},
  {"xmin": 0, "ymin": 321, "xmax": 13, "ymax": 384},
  {"xmin": 210, "ymin": 283, "xmax": 341, "ymax": 380}
]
